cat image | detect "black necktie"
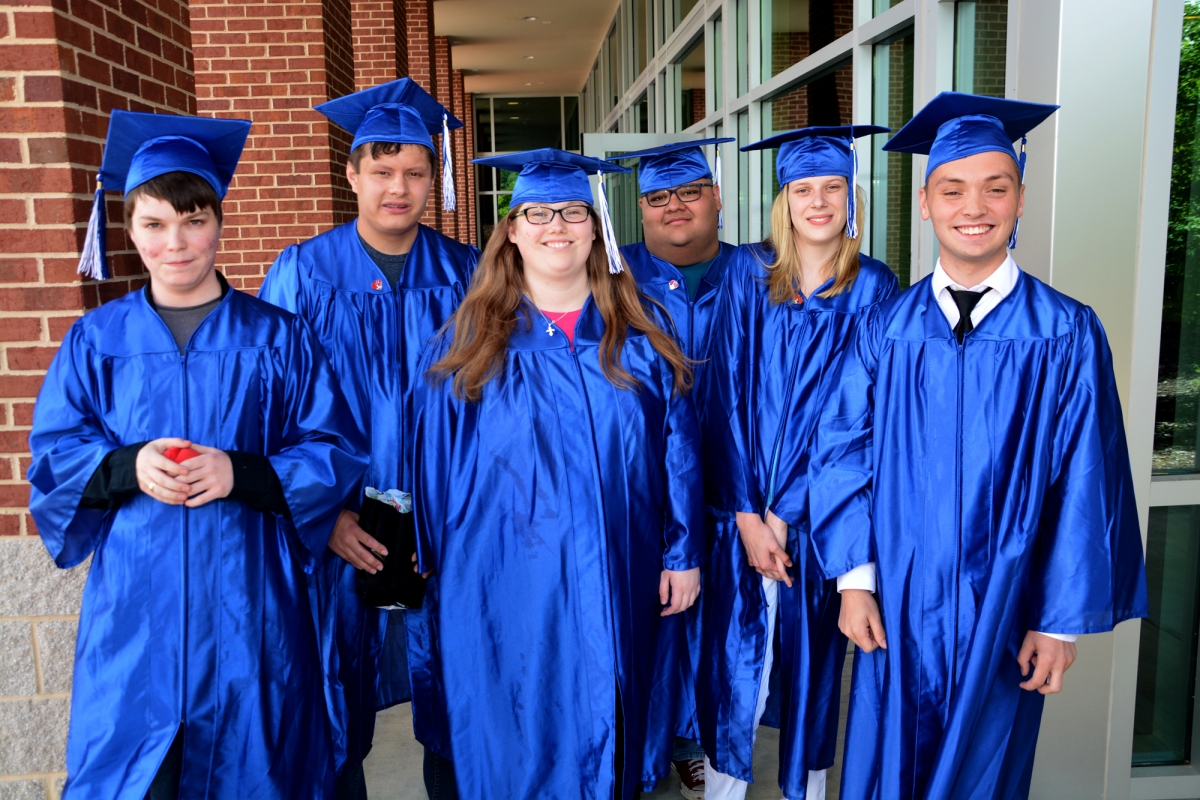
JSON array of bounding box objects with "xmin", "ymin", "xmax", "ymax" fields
[{"xmin": 947, "ymin": 287, "xmax": 991, "ymax": 344}]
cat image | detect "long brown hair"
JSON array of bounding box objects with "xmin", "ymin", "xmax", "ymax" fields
[
  {"xmin": 762, "ymin": 184, "xmax": 866, "ymax": 305},
  {"xmin": 428, "ymin": 207, "xmax": 693, "ymax": 403}
]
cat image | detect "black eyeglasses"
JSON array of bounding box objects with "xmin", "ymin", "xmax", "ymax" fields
[
  {"xmin": 642, "ymin": 183, "xmax": 713, "ymax": 207},
  {"xmin": 514, "ymin": 205, "xmax": 593, "ymax": 224}
]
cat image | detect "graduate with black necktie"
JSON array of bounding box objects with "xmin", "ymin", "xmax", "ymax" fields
[{"xmin": 808, "ymin": 93, "xmax": 1149, "ymax": 799}]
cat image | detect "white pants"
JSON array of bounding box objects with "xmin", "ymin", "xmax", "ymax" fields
[{"xmin": 703, "ymin": 577, "xmax": 827, "ymax": 800}]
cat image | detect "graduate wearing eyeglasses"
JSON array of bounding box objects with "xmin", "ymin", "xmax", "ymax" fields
[
  {"xmin": 411, "ymin": 149, "xmax": 704, "ymax": 800},
  {"xmin": 698, "ymin": 126, "xmax": 898, "ymax": 800},
  {"xmin": 605, "ymin": 138, "xmax": 735, "ymax": 798},
  {"xmin": 808, "ymin": 94, "xmax": 1147, "ymax": 799},
  {"xmin": 27, "ymin": 111, "xmax": 368, "ymax": 799},
  {"xmin": 258, "ymin": 79, "xmax": 479, "ymax": 797}
]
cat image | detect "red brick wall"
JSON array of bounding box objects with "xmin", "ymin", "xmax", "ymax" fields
[
  {"xmin": 406, "ymin": 0, "xmax": 439, "ymax": 231},
  {"xmin": 352, "ymin": 0, "xmax": 406, "ymax": 88},
  {"xmin": 190, "ymin": 0, "xmax": 357, "ymax": 292},
  {"xmin": 0, "ymin": 0, "xmax": 195, "ymax": 542}
]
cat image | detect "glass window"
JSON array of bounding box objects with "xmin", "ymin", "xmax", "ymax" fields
[
  {"xmin": 564, "ymin": 97, "xmax": 580, "ymax": 150},
  {"xmin": 477, "ymin": 194, "xmax": 497, "ymax": 245},
  {"xmin": 492, "ymin": 97, "xmax": 563, "ymax": 152},
  {"xmin": 1156, "ymin": 4, "xmax": 1200, "ymax": 475},
  {"xmin": 953, "ymin": 0, "xmax": 1008, "ymax": 97},
  {"xmin": 637, "ymin": 0, "xmax": 651, "ymax": 77},
  {"xmin": 1134, "ymin": 505, "xmax": 1200, "ymax": 766},
  {"xmin": 737, "ymin": 0, "xmax": 750, "ymax": 96},
  {"xmin": 871, "ymin": 28, "xmax": 915, "ymax": 288},
  {"xmin": 678, "ymin": 38, "xmax": 706, "ymax": 129},
  {"xmin": 738, "ymin": 110, "xmax": 750, "ymax": 241},
  {"xmin": 874, "ymin": 0, "xmax": 904, "ymax": 15},
  {"xmin": 760, "ymin": 59, "xmax": 854, "ymax": 232},
  {"xmin": 604, "ymin": 151, "xmax": 644, "ymax": 246},
  {"xmin": 475, "ymin": 97, "xmax": 493, "ymax": 153},
  {"xmin": 760, "ymin": 0, "xmax": 853, "ymax": 82},
  {"xmin": 637, "ymin": 92, "xmax": 650, "ymax": 133},
  {"xmin": 713, "ymin": 17, "xmax": 724, "ymax": 110}
]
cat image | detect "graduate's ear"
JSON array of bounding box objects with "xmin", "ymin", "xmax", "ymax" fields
[
  {"xmin": 1016, "ymin": 182, "xmax": 1025, "ymax": 221},
  {"xmin": 712, "ymin": 183, "xmax": 722, "ymax": 211},
  {"xmin": 507, "ymin": 216, "xmax": 519, "ymax": 244},
  {"xmin": 918, "ymin": 185, "xmax": 931, "ymax": 221},
  {"xmin": 346, "ymin": 159, "xmax": 360, "ymax": 194}
]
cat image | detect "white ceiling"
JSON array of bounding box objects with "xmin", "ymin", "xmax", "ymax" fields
[{"xmin": 434, "ymin": 0, "xmax": 620, "ymax": 95}]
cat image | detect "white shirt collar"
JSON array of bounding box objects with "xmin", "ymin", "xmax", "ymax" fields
[{"xmin": 931, "ymin": 253, "xmax": 1020, "ymax": 300}]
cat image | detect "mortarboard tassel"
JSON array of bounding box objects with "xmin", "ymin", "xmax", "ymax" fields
[
  {"xmin": 77, "ymin": 181, "xmax": 109, "ymax": 281},
  {"xmin": 846, "ymin": 138, "xmax": 859, "ymax": 240},
  {"xmin": 441, "ymin": 113, "xmax": 456, "ymax": 212},
  {"xmin": 595, "ymin": 171, "xmax": 624, "ymax": 274},
  {"xmin": 1008, "ymin": 135, "xmax": 1027, "ymax": 250},
  {"xmin": 715, "ymin": 145, "xmax": 724, "ymax": 230}
]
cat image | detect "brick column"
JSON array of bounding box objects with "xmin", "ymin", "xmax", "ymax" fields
[
  {"xmin": 450, "ymin": 69, "xmax": 472, "ymax": 246},
  {"xmin": 190, "ymin": 0, "xmax": 357, "ymax": 292},
  {"xmin": 432, "ymin": 34, "xmax": 454, "ymax": 238},
  {"xmin": 352, "ymin": 0, "xmax": 407, "ymax": 89},
  {"xmin": 460, "ymin": 83, "xmax": 476, "ymax": 247},
  {"xmin": 0, "ymin": 1, "xmax": 194, "ymax": 794}
]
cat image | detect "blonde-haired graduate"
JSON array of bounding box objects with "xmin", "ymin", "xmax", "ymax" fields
[
  {"xmin": 697, "ymin": 125, "xmax": 898, "ymax": 800},
  {"xmin": 412, "ymin": 149, "xmax": 704, "ymax": 800}
]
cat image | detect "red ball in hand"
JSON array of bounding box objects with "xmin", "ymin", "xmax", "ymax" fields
[{"xmin": 164, "ymin": 446, "xmax": 201, "ymax": 464}]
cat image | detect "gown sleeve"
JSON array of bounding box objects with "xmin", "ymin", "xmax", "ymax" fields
[
  {"xmin": 411, "ymin": 333, "xmax": 459, "ymax": 575},
  {"xmin": 661, "ymin": 353, "xmax": 705, "ymax": 572},
  {"xmin": 269, "ymin": 316, "xmax": 369, "ymax": 570},
  {"xmin": 700, "ymin": 250, "xmax": 762, "ymax": 516},
  {"xmin": 258, "ymin": 244, "xmax": 303, "ymax": 313},
  {"xmin": 808, "ymin": 305, "xmax": 884, "ymax": 581},
  {"xmin": 1026, "ymin": 308, "xmax": 1148, "ymax": 633},
  {"xmin": 27, "ymin": 323, "xmax": 121, "ymax": 568}
]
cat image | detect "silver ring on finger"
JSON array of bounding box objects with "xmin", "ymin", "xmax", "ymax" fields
[{"xmin": 149, "ymin": 483, "xmax": 157, "ymax": 494}]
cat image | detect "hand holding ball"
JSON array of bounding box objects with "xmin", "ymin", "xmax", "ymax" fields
[{"xmin": 164, "ymin": 446, "xmax": 201, "ymax": 463}]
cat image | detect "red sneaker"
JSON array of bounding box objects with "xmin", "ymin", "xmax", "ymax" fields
[{"xmin": 672, "ymin": 758, "xmax": 705, "ymax": 800}]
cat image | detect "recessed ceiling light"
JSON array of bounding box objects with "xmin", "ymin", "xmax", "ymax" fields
[
  {"xmin": 522, "ymin": 55, "xmax": 535, "ymax": 59},
  {"xmin": 523, "ymin": 82, "xmax": 533, "ymax": 86},
  {"xmin": 520, "ymin": 16, "xmax": 537, "ymax": 21},
  {"xmin": 507, "ymin": 101, "xmax": 519, "ymax": 105},
  {"xmin": 510, "ymin": 116, "xmax": 520, "ymax": 120},
  {"xmin": 542, "ymin": 20, "xmax": 552, "ymax": 24}
]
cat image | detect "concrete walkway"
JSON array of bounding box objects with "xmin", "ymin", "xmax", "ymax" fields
[{"xmin": 364, "ymin": 646, "xmax": 853, "ymax": 800}]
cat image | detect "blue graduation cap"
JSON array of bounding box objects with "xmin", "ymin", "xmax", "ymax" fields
[
  {"xmin": 741, "ymin": 125, "xmax": 889, "ymax": 240},
  {"xmin": 316, "ymin": 78, "xmax": 464, "ymax": 213},
  {"xmin": 472, "ymin": 148, "xmax": 632, "ymax": 274},
  {"xmin": 78, "ymin": 110, "xmax": 251, "ymax": 282},
  {"xmin": 606, "ymin": 137, "xmax": 734, "ymax": 227},
  {"xmin": 882, "ymin": 91, "xmax": 1059, "ymax": 248}
]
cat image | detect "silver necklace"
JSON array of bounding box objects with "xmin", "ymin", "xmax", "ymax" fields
[{"xmin": 538, "ymin": 307, "xmax": 575, "ymax": 337}]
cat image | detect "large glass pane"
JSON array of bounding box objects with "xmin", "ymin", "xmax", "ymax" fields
[
  {"xmin": 738, "ymin": 111, "xmax": 750, "ymax": 241},
  {"xmin": 1156, "ymin": 5, "xmax": 1200, "ymax": 474},
  {"xmin": 475, "ymin": 97, "xmax": 493, "ymax": 153},
  {"xmin": 603, "ymin": 147, "xmax": 645, "ymax": 246},
  {"xmin": 637, "ymin": 92, "xmax": 650, "ymax": 133},
  {"xmin": 564, "ymin": 97, "xmax": 580, "ymax": 150},
  {"xmin": 676, "ymin": 0, "xmax": 701, "ymax": 26},
  {"xmin": 492, "ymin": 97, "xmax": 563, "ymax": 152},
  {"xmin": 477, "ymin": 193, "xmax": 497, "ymax": 245},
  {"xmin": 953, "ymin": 0, "xmax": 1008, "ymax": 97},
  {"xmin": 760, "ymin": 0, "xmax": 853, "ymax": 81},
  {"xmin": 1134, "ymin": 505, "xmax": 1200, "ymax": 766},
  {"xmin": 714, "ymin": 17, "xmax": 724, "ymax": 110},
  {"xmin": 872, "ymin": 28, "xmax": 915, "ymax": 288},
  {"xmin": 678, "ymin": 38, "xmax": 706, "ymax": 129},
  {"xmin": 874, "ymin": 0, "xmax": 904, "ymax": 15},
  {"xmin": 760, "ymin": 59, "xmax": 854, "ymax": 235},
  {"xmin": 737, "ymin": 0, "xmax": 750, "ymax": 96},
  {"xmin": 637, "ymin": 0, "xmax": 651, "ymax": 76}
]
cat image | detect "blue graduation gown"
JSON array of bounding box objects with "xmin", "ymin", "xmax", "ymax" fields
[
  {"xmin": 698, "ymin": 246, "xmax": 898, "ymax": 798},
  {"xmin": 808, "ymin": 270, "xmax": 1148, "ymax": 800},
  {"xmin": 259, "ymin": 221, "xmax": 478, "ymax": 767},
  {"xmin": 411, "ymin": 301, "xmax": 705, "ymax": 800},
  {"xmin": 27, "ymin": 286, "xmax": 368, "ymax": 800},
  {"xmin": 621, "ymin": 241, "xmax": 737, "ymax": 783}
]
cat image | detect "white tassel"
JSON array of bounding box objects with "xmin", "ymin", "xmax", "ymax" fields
[
  {"xmin": 715, "ymin": 145, "xmax": 724, "ymax": 230},
  {"xmin": 77, "ymin": 182, "xmax": 109, "ymax": 281},
  {"xmin": 595, "ymin": 171, "xmax": 624, "ymax": 274},
  {"xmin": 846, "ymin": 138, "xmax": 860, "ymax": 240},
  {"xmin": 441, "ymin": 113, "xmax": 456, "ymax": 212}
]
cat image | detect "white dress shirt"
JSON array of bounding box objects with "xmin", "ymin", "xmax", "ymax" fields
[{"xmin": 835, "ymin": 255, "xmax": 1076, "ymax": 643}]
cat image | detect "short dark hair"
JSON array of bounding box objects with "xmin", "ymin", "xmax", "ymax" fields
[
  {"xmin": 350, "ymin": 141, "xmax": 437, "ymax": 174},
  {"xmin": 124, "ymin": 171, "xmax": 223, "ymax": 225}
]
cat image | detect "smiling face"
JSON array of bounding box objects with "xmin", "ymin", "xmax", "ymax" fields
[
  {"xmin": 127, "ymin": 193, "xmax": 222, "ymax": 305},
  {"xmin": 786, "ymin": 175, "xmax": 849, "ymax": 247},
  {"xmin": 638, "ymin": 181, "xmax": 722, "ymax": 265},
  {"xmin": 507, "ymin": 201, "xmax": 597, "ymax": 289},
  {"xmin": 347, "ymin": 144, "xmax": 434, "ymax": 252},
  {"xmin": 920, "ymin": 149, "xmax": 1024, "ymax": 275}
]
